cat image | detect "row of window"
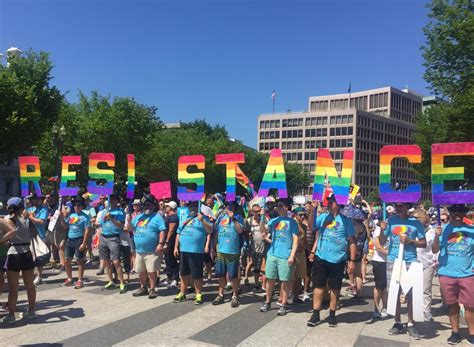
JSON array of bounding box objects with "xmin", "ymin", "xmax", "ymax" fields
[
  {"xmin": 329, "ymin": 114, "xmax": 354, "ymax": 125},
  {"xmin": 310, "ymin": 100, "xmax": 329, "ymax": 111},
  {"xmin": 281, "ymin": 141, "xmax": 303, "ymax": 150},
  {"xmin": 259, "ymin": 119, "xmax": 281, "ymax": 129},
  {"xmin": 329, "ymin": 138, "xmax": 353, "ymax": 148},
  {"xmin": 282, "ymin": 118, "xmax": 304, "ymax": 127},
  {"xmin": 259, "ymin": 131, "xmax": 280, "ymax": 140},
  {"xmin": 305, "ymin": 128, "xmax": 328, "ymax": 137},
  {"xmin": 305, "ymin": 116, "xmax": 328, "ymax": 126},
  {"xmin": 391, "ymin": 93, "xmax": 422, "ymax": 115},
  {"xmin": 391, "ymin": 110, "xmax": 415, "ymax": 124},
  {"xmin": 259, "ymin": 142, "xmax": 280, "ymax": 151},
  {"xmin": 284, "ymin": 152, "xmax": 303, "ymax": 161},
  {"xmin": 282, "ymin": 129, "xmax": 303, "ymax": 138},
  {"xmin": 305, "ymin": 140, "xmax": 328, "ymax": 149},
  {"xmin": 329, "ymin": 127, "xmax": 354, "ymax": 137},
  {"xmin": 369, "ymin": 92, "xmax": 389, "ymax": 109}
]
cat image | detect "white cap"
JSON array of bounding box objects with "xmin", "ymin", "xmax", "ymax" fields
[
  {"xmin": 386, "ymin": 205, "xmax": 394, "ymax": 213},
  {"xmin": 165, "ymin": 201, "xmax": 178, "ymax": 209}
]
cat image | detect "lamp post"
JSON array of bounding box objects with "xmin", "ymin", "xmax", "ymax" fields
[
  {"xmin": 6, "ymin": 47, "xmax": 22, "ymax": 67},
  {"xmin": 52, "ymin": 125, "xmax": 66, "ymax": 191}
]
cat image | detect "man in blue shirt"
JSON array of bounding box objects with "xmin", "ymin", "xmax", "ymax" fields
[
  {"xmin": 173, "ymin": 201, "xmax": 213, "ymax": 305},
  {"xmin": 259, "ymin": 198, "xmax": 299, "ymax": 316},
  {"xmin": 212, "ymin": 202, "xmax": 244, "ymax": 308},
  {"xmin": 379, "ymin": 203, "xmax": 426, "ymax": 340},
  {"xmin": 432, "ymin": 204, "xmax": 474, "ymax": 345},
  {"xmin": 97, "ymin": 194, "xmax": 127, "ymax": 294},
  {"xmin": 130, "ymin": 194, "xmax": 167, "ymax": 299},
  {"xmin": 307, "ymin": 193, "xmax": 356, "ymax": 327},
  {"xmin": 60, "ymin": 196, "xmax": 90, "ymax": 289},
  {"xmin": 26, "ymin": 193, "xmax": 48, "ymax": 286}
]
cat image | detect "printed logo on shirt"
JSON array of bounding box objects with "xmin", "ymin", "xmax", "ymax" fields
[
  {"xmin": 138, "ymin": 218, "xmax": 150, "ymax": 227},
  {"xmin": 446, "ymin": 231, "xmax": 469, "ymax": 257},
  {"xmin": 220, "ymin": 217, "xmax": 230, "ymax": 227},
  {"xmin": 392, "ymin": 225, "xmax": 410, "ymax": 235},
  {"xmin": 448, "ymin": 231, "xmax": 465, "ymax": 243},
  {"xmin": 325, "ymin": 220, "xmax": 340, "ymax": 229},
  {"xmin": 275, "ymin": 221, "xmax": 289, "ymax": 231},
  {"xmin": 69, "ymin": 216, "xmax": 79, "ymax": 224}
]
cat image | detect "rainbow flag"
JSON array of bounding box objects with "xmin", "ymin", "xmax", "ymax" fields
[{"xmin": 236, "ymin": 165, "xmax": 257, "ymax": 198}]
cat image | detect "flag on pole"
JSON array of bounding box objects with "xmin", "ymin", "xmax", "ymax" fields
[
  {"xmin": 48, "ymin": 176, "xmax": 59, "ymax": 182},
  {"xmin": 271, "ymin": 90, "xmax": 276, "ymax": 101},
  {"xmin": 235, "ymin": 165, "xmax": 257, "ymax": 198},
  {"xmin": 347, "ymin": 82, "xmax": 351, "ymax": 93}
]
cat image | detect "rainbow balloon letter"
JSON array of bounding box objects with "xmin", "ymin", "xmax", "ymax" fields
[
  {"xmin": 312, "ymin": 149, "xmax": 353, "ymax": 205},
  {"xmin": 59, "ymin": 156, "xmax": 81, "ymax": 196},
  {"xmin": 215, "ymin": 153, "xmax": 245, "ymax": 201},
  {"xmin": 379, "ymin": 145, "xmax": 421, "ymax": 203},
  {"xmin": 258, "ymin": 149, "xmax": 288, "ymax": 198},
  {"xmin": 86, "ymin": 153, "xmax": 115, "ymax": 197},
  {"xmin": 177, "ymin": 155, "xmax": 205, "ymax": 201},
  {"xmin": 127, "ymin": 154, "xmax": 136, "ymax": 199},
  {"xmin": 18, "ymin": 156, "xmax": 42, "ymax": 197},
  {"xmin": 432, "ymin": 142, "xmax": 474, "ymax": 205}
]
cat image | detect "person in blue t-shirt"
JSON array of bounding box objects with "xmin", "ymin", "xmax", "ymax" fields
[
  {"xmin": 26, "ymin": 193, "xmax": 49, "ymax": 285},
  {"xmin": 259, "ymin": 198, "xmax": 299, "ymax": 317},
  {"xmin": 60, "ymin": 196, "xmax": 90, "ymax": 289},
  {"xmin": 212, "ymin": 202, "xmax": 244, "ymax": 308},
  {"xmin": 306, "ymin": 194, "xmax": 356, "ymax": 328},
  {"xmin": 173, "ymin": 201, "xmax": 213, "ymax": 305},
  {"xmin": 130, "ymin": 194, "xmax": 166, "ymax": 299},
  {"xmin": 379, "ymin": 203, "xmax": 426, "ymax": 340},
  {"xmin": 97, "ymin": 194, "xmax": 127, "ymax": 293},
  {"xmin": 432, "ymin": 204, "xmax": 474, "ymax": 345}
]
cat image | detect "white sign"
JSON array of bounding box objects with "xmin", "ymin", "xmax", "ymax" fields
[{"xmin": 47, "ymin": 196, "xmax": 63, "ymax": 232}]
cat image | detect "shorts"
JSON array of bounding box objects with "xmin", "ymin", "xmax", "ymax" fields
[
  {"xmin": 215, "ymin": 252, "xmax": 240, "ymax": 279},
  {"xmin": 386, "ymin": 260, "xmax": 413, "ymax": 285},
  {"xmin": 129, "ymin": 238, "xmax": 136, "ymax": 253},
  {"xmin": 252, "ymin": 252, "xmax": 265, "ymax": 274},
  {"xmin": 135, "ymin": 252, "xmax": 162, "ymax": 273},
  {"xmin": 265, "ymin": 253, "xmax": 294, "ymax": 282},
  {"xmin": 312, "ymin": 256, "xmax": 345, "ymax": 290},
  {"xmin": 48, "ymin": 227, "xmax": 67, "ymax": 246},
  {"xmin": 99, "ymin": 235, "xmax": 121, "ymax": 261},
  {"xmin": 439, "ymin": 275, "xmax": 474, "ymax": 308},
  {"xmin": 5, "ymin": 252, "xmax": 35, "ymax": 272},
  {"xmin": 305, "ymin": 249, "xmax": 313, "ymax": 277},
  {"xmin": 371, "ymin": 260, "xmax": 387, "ymax": 290},
  {"xmin": 294, "ymin": 251, "xmax": 307, "ymax": 279},
  {"xmin": 0, "ymin": 256, "xmax": 6, "ymax": 272},
  {"xmin": 203, "ymin": 253, "xmax": 213, "ymax": 264},
  {"xmin": 180, "ymin": 252, "xmax": 204, "ymax": 279},
  {"xmin": 65, "ymin": 237, "xmax": 85, "ymax": 260}
]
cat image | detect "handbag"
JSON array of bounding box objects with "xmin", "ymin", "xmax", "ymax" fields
[{"xmin": 30, "ymin": 234, "xmax": 51, "ymax": 267}]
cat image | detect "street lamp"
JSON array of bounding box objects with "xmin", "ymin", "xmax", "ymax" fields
[
  {"xmin": 52, "ymin": 125, "xmax": 66, "ymax": 191},
  {"xmin": 6, "ymin": 47, "xmax": 22, "ymax": 67}
]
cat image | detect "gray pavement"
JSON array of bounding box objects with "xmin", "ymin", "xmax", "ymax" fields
[{"xmin": 0, "ymin": 262, "xmax": 471, "ymax": 346}]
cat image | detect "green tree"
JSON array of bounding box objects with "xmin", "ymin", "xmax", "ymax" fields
[
  {"xmin": 416, "ymin": 0, "xmax": 474, "ymax": 186},
  {"xmin": 285, "ymin": 162, "xmax": 311, "ymax": 197},
  {"xmin": 0, "ymin": 50, "xmax": 63, "ymax": 160}
]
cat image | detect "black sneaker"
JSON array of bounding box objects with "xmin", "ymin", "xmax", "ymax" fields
[
  {"xmin": 212, "ymin": 294, "xmax": 225, "ymax": 305},
  {"xmin": 467, "ymin": 335, "xmax": 474, "ymax": 345},
  {"xmin": 148, "ymin": 288, "xmax": 158, "ymax": 299},
  {"xmin": 389, "ymin": 323, "xmax": 406, "ymax": 335},
  {"xmin": 447, "ymin": 332, "xmax": 462, "ymax": 345},
  {"xmin": 132, "ymin": 287, "xmax": 149, "ymax": 297},
  {"xmin": 407, "ymin": 325, "xmax": 421, "ymax": 340},
  {"xmin": 307, "ymin": 311, "xmax": 321, "ymax": 327},
  {"xmin": 293, "ymin": 298, "xmax": 304, "ymax": 305},
  {"xmin": 328, "ymin": 314, "xmax": 337, "ymax": 327}
]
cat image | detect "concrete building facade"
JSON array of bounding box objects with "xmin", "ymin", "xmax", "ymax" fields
[{"xmin": 257, "ymin": 86, "xmax": 423, "ymax": 198}]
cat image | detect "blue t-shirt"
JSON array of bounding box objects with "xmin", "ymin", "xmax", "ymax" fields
[
  {"xmin": 178, "ymin": 216, "xmax": 209, "ymax": 254},
  {"xmin": 66, "ymin": 212, "xmax": 90, "ymax": 239},
  {"xmin": 267, "ymin": 216, "xmax": 299, "ymax": 259},
  {"xmin": 315, "ymin": 213, "xmax": 355, "ymax": 263},
  {"xmin": 177, "ymin": 207, "xmax": 190, "ymax": 227},
  {"xmin": 216, "ymin": 213, "xmax": 244, "ymax": 255},
  {"xmin": 384, "ymin": 216, "xmax": 425, "ymax": 262},
  {"xmin": 438, "ymin": 223, "xmax": 474, "ymax": 278},
  {"xmin": 99, "ymin": 207, "xmax": 125, "ymax": 236},
  {"xmin": 132, "ymin": 213, "xmax": 166, "ymax": 253},
  {"xmin": 27, "ymin": 205, "xmax": 48, "ymax": 239}
]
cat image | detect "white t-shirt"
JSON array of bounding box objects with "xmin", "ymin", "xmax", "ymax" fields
[
  {"xmin": 372, "ymin": 226, "xmax": 387, "ymax": 263},
  {"xmin": 417, "ymin": 225, "xmax": 438, "ymax": 268}
]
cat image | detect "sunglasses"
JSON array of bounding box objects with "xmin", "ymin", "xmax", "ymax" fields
[
  {"xmin": 441, "ymin": 219, "xmax": 448, "ymax": 222},
  {"xmin": 297, "ymin": 214, "xmax": 306, "ymax": 217},
  {"xmin": 277, "ymin": 204, "xmax": 286, "ymax": 208}
]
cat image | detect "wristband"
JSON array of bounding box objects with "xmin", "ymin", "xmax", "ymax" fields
[
  {"xmin": 350, "ymin": 259, "xmax": 356, "ymax": 262},
  {"xmin": 310, "ymin": 251, "xmax": 315, "ymax": 255}
]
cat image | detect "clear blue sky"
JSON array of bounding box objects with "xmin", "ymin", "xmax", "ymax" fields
[{"xmin": 1, "ymin": 0, "xmax": 431, "ymax": 148}]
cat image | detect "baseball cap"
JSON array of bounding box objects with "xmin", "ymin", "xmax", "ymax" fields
[
  {"xmin": 165, "ymin": 201, "xmax": 178, "ymax": 209},
  {"xmin": 132, "ymin": 199, "xmax": 141, "ymax": 205},
  {"xmin": 386, "ymin": 205, "xmax": 395, "ymax": 213},
  {"xmin": 7, "ymin": 197, "xmax": 23, "ymax": 210}
]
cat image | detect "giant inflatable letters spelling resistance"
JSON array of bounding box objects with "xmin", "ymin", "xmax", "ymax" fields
[{"xmin": 18, "ymin": 142, "xmax": 474, "ymax": 205}]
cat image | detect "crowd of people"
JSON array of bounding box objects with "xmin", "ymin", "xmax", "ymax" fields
[{"xmin": 0, "ymin": 190, "xmax": 472, "ymax": 345}]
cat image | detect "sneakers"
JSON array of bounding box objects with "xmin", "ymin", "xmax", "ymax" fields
[
  {"xmin": 328, "ymin": 314, "xmax": 337, "ymax": 327},
  {"xmin": 424, "ymin": 311, "xmax": 434, "ymax": 321},
  {"xmin": 33, "ymin": 276, "xmax": 43, "ymax": 286},
  {"xmin": 293, "ymin": 297, "xmax": 304, "ymax": 305},
  {"xmin": 148, "ymin": 288, "xmax": 158, "ymax": 299},
  {"xmin": 119, "ymin": 284, "xmax": 128, "ymax": 294},
  {"xmin": 2, "ymin": 314, "xmax": 16, "ymax": 325},
  {"xmin": 20, "ymin": 310, "xmax": 37, "ymax": 320},
  {"xmin": 158, "ymin": 279, "xmax": 169, "ymax": 288},
  {"xmin": 407, "ymin": 325, "xmax": 421, "ymax": 340},
  {"xmin": 389, "ymin": 323, "xmax": 406, "ymax": 335},
  {"xmin": 62, "ymin": 278, "xmax": 73, "ymax": 287},
  {"xmin": 96, "ymin": 268, "xmax": 105, "ymax": 275},
  {"xmin": 302, "ymin": 292, "xmax": 311, "ymax": 302},
  {"xmin": 380, "ymin": 309, "xmax": 388, "ymax": 318},
  {"xmin": 447, "ymin": 332, "xmax": 462, "ymax": 345},
  {"xmin": 225, "ymin": 282, "xmax": 232, "ymax": 291},
  {"xmin": 231, "ymin": 296, "xmax": 240, "ymax": 308},
  {"xmin": 466, "ymin": 335, "xmax": 474, "ymax": 345},
  {"xmin": 167, "ymin": 280, "xmax": 178, "ymax": 289},
  {"xmin": 194, "ymin": 293, "xmax": 203, "ymax": 305},
  {"xmin": 307, "ymin": 311, "xmax": 321, "ymax": 327},
  {"xmin": 372, "ymin": 309, "xmax": 382, "ymax": 320},
  {"xmin": 260, "ymin": 302, "xmax": 271, "ymax": 313},
  {"xmin": 74, "ymin": 280, "xmax": 84, "ymax": 289},
  {"xmin": 132, "ymin": 287, "xmax": 149, "ymax": 297},
  {"xmin": 173, "ymin": 293, "xmax": 186, "ymax": 303},
  {"xmin": 212, "ymin": 294, "xmax": 225, "ymax": 305},
  {"xmin": 244, "ymin": 278, "xmax": 250, "ymax": 286},
  {"xmin": 277, "ymin": 306, "xmax": 287, "ymax": 316},
  {"xmin": 103, "ymin": 281, "xmax": 115, "ymax": 290}
]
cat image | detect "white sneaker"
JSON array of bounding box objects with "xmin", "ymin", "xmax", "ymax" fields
[
  {"xmin": 33, "ymin": 276, "xmax": 43, "ymax": 286},
  {"xmin": 2, "ymin": 314, "xmax": 16, "ymax": 324},
  {"xmin": 167, "ymin": 280, "xmax": 178, "ymax": 289},
  {"xmin": 20, "ymin": 310, "xmax": 37, "ymax": 320},
  {"xmin": 302, "ymin": 292, "xmax": 311, "ymax": 302},
  {"xmin": 380, "ymin": 309, "xmax": 388, "ymax": 318},
  {"xmin": 158, "ymin": 280, "xmax": 169, "ymax": 288}
]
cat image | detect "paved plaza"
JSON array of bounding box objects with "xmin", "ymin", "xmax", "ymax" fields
[{"xmin": 0, "ymin": 262, "xmax": 471, "ymax": 347}]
